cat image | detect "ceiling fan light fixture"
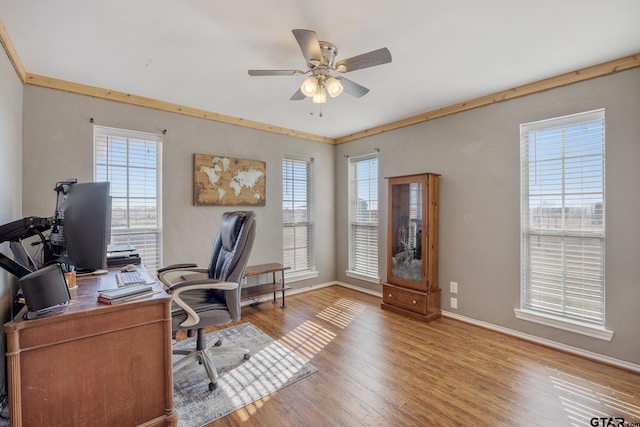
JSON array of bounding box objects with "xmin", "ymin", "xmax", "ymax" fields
[
  {"xmin": 312, "ymin": 87, "xmax": 327, "ymax": 104},
  {"xmin": 325, "ymin": 76, "xmax": 343, "ymax": 98},
  {"xmin": 300, "ymin": 76, "xmax": 318, "ymax": 97},
  {"xmin": 248, "ymin": 28, "xmax": 391, "ymax": 112}
]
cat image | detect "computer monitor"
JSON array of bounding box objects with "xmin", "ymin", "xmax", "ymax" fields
[{"xmin": 49, "ymin": 182, "xmax": 111, "ymax": 273}]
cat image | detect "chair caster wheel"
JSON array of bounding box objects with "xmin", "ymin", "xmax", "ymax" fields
[
  {"xmin": 214, "ymin": 339, "xmax": 222, "ymax": 347},
  {"xmin": 209, "ymin": 382, "xmax": 217, "ymax": 391},
  {"xmin": 243, "ymin": 353, "xmax": 251, "ymax": 360}
]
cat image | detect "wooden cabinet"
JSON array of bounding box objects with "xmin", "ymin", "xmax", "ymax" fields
[{"xmin": 381, "ymin": 173, "xmax": 441, "ymax": 322}]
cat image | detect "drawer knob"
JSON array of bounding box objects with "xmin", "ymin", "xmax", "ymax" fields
[
  {"xmin": 388, "ymin": 293, "xmax": 392, "ymax": 298},
  {"xmin": 412, "ymin": 300, "xmax": 417, "ymax": 304}
]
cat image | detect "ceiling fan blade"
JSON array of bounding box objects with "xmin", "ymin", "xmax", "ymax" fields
[
  {"xmin": 248, "ymin": 69, "xmax": 304, "ymax": 76},
  {"xmin": 335, "ymin": 47, "xmax": 392, "ymax": 73},
  {"xmin": 292, "ymin": 29, "xmax": 323, "ymax": 66},
  {"xmin": 289, "ymin": 89, "xmax": 306, "ymax": 101},
  {"xmin": 336, "ymin": 77, "xmax": 370, "ymax": 98}
]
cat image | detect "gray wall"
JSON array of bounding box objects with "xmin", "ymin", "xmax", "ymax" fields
[
  {"xmin": 6, "ymin": 57, "xmax": 639, "ymax": 375},
  {"xmin": 0, "ymin": 47, "xmax": 24, "ymax": 379},
  {"xmin": 335, "ymin": 69, "xmax": 640, "ymax": 365},
  {"xmin": 21, "ymin": 86, "xmax": 336, "ymax": 287}
]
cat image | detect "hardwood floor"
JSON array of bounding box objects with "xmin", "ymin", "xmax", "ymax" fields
[{"xmin": 188, "ymin": 285, "xmax": 640, "ymax": 427}]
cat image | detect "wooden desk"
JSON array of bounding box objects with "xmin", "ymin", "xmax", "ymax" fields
[
  {"xmin": 4, "ymin": 268, "xmax": 176, "ymax": 427},
  {"xmin": 241, "ymin": 263, "xmax": 290, "ymax": 308}
]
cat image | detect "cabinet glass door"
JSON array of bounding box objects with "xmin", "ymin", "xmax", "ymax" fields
[{"xmin": 390, "ymin": 181, "xmax": 423, "ymax": 284}]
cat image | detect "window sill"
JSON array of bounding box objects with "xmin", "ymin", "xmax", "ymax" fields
[
  {"xmin": 514, "ymin": 308, "xmax": 613, "ymax": 341},
  {"xmin": 285, "ymin": 269, "xmax": 319, "ymax": 283},
  {"xmin": 345, "ymin": 270, "xmax": 380, "ymax": 284}
]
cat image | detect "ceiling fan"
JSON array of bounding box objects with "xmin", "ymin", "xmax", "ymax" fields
[{"xmin": 248, "ymin": 29, "xmax": 392, "ymax": 108}]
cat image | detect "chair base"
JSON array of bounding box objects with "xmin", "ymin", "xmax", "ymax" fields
[{"xmin": 173, "ymin": 329, "xmax": 250, "ymax": 391}]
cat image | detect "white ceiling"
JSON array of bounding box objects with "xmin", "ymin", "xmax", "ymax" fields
[{"xmin": 1, "ymin": 1, "xmax": 639, "ymax": 140}]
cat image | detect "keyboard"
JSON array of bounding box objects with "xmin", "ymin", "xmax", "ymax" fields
[{"xmin": 115, "ymin": 271, "xmax": 146, "ymax": 287}]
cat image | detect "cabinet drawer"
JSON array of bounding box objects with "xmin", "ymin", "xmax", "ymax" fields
[{"xmin": 382, "ymin": 285, "xmax": 427, "ymax": 314}]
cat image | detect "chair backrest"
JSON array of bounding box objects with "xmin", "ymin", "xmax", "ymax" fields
[{"xmin": 208, "ymin": 211, "xmax": 256, "ymax": 320}]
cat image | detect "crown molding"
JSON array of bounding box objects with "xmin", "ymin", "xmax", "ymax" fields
[
  {"xmin": 0, "ymin": 17, "xmax": 25, "ymax": 83},
  {"xmin": 335, "ymin": 53, "xmax": 640, "ymax": 144},
  {"xmin": 3, "ymin": 10, "xmax": 637, "ymax": 146},
  {"xmin": 27, "ymin": 53, "xmax": 638, "ymax": 145},
  {"xmin": 23, "ymin": 72, "xmax": 335, "ymax": 144}
]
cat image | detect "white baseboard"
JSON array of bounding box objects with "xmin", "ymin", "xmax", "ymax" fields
[
  {"xmin": 240, "ymin": 280, "xmax": 338, "ymax": 307},
  {"xmin": 240, "ymin": 280, "xmax": 381, "ymax": 307},
  {"xmin": 242, "ymin": 282, "xmax": 640, "ymax": 373},
  {"xmin": 441, "ymin": 310, "xmax": 640, "ymax": 373},
  {"xmin": 333, "ymin": 280, "xmax": 383, "ymax": 297}
]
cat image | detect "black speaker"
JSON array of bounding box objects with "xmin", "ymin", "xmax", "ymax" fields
[{"xmin": 19, "ymin": 264, "xmax": 70, "ymax": 314}]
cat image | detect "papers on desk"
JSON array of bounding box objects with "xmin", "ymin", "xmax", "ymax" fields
[{"xmin": 97, "ymin": 284, "xmax": 154, "ymax": 304}]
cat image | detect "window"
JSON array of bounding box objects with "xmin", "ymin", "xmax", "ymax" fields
[
  {"xmin": 347, "ymin": 154, "xmax": 379, "ymax": 281},
  {"xmin": 518, "ymin": 109, "xmax": 610, "ymax": 338},
  {"xmin": 282, "ymin": 158, "xmax": 315, "ymax": 278},
  {"xmin": 94, "ymin": 126, "xmax": 163, "ymax": 273}
]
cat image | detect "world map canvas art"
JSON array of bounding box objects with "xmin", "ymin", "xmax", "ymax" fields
[{"xmin": 193, "ymin": 153, "xmax": 266, "ymax": 206}]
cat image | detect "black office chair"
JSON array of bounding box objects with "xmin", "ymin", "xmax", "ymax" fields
[{"xmin": 157, "ymin": 211, "xmax": 256, "ymax": 391}]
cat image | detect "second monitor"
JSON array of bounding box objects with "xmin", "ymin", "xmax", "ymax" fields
[{"xmin": 49, "ymin": 181, "xmax": 111, "ymax": 273}]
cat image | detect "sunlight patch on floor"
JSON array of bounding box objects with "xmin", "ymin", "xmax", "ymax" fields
[
  {"xmin": 233, "ymin": 297, "xmax": 369, "ymax": 421},
  {"xmin": 316, "ymin": 297, "xmax": 367, "ymax": 328},
  {"xmin": 548, "ymin": 367, "xmax": 640, "ymax": 426},
  {"xmin": 278, "ymin": 320, "xmax": 336, "ymax": 362},
  {"xmin": 234, "ymin": 394, "xmax": 271, "ymax": 422},
  {"xmin": 598, "ymin": 393, "xmax": 640, "ymax": 420}
]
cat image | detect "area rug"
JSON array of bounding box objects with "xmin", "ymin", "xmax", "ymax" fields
[{"xmin": 172, "ymin": 322, "xmax": 317, "ymax": 427}]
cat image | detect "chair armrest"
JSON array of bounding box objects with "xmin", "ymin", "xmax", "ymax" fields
[
  {"xmin": 169, "ymin": 279, "xmax": 238, "ymax": 328},
  {"xmin": 157, "ymin": 267, "xmax": 208, "ymax": 288},
  {"xmin": 168, "ymin": 279, "xmax": 237, "ymax": 293},
  {"xmin": 157, "ymin": 263, "xmax": 198, "ymax": 273}
]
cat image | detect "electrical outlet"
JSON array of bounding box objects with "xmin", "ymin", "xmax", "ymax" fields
[
  {"xmin": 450, "ymin": 281, "xmax": 458, "ymax": 294},
  {"xmin": 450, "ymin": 297, "xmax": 458, "ymax": 309}
]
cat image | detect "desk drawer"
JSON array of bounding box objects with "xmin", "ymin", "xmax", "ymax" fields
[{"xmin": 382, "ymin": 284, "xmax": 427, "ymax": 315}]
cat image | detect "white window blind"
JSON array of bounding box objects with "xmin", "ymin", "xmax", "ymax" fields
[
  {"xmin": 520, "ymin": 109, "xmax": 605, "ymax": 325},
  {"xmin": 348, "ymin": 154, "xmax": 379, "ymax": 278},
  {"xmin": 282, "ymin": 158, "xmax": 313, "ymax": 273},
  {"xmin": 94, "ymin": 126, "xmax": 163, "ymax": 273}
]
